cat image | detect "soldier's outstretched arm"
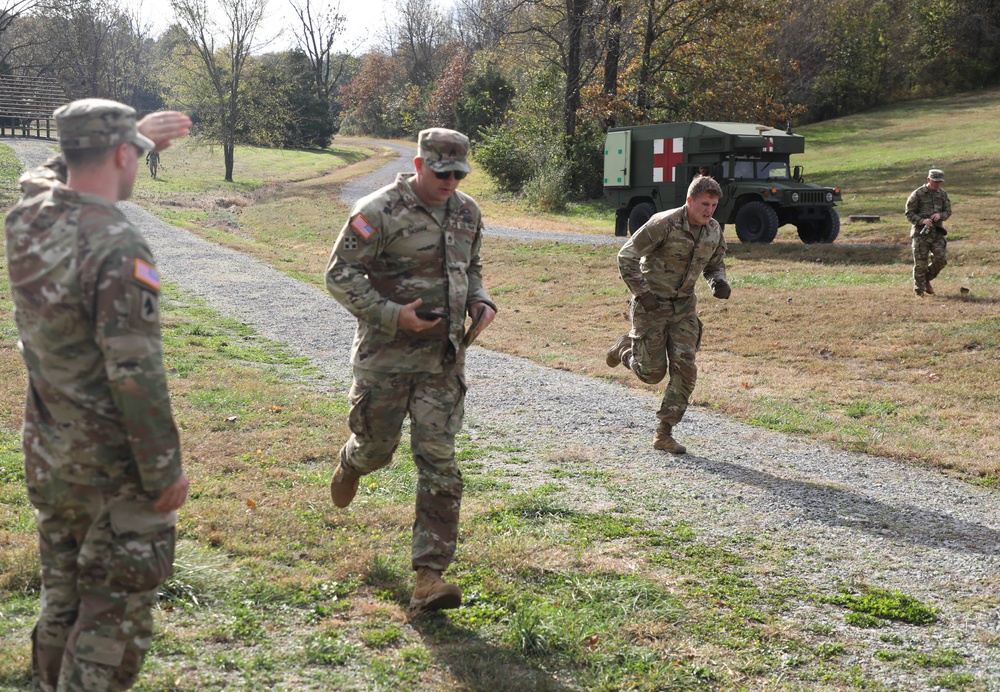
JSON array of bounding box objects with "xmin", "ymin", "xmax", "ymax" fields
[{"xmin": 138, "ymin": 111, "xmax": 192, "ymax": 152}]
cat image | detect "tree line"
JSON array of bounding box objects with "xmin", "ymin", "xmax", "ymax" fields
[{"xmin": 2, "ymin": 0, "xmax": 998, "ymax": 196}]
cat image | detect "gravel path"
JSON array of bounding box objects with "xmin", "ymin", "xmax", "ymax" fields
[{"xmin": 5, "ymin": 137, "xmax": 999, "ymax": 689}]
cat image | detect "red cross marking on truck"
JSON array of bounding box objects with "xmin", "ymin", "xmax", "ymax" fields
[
  {"xmin": 763, "ymin": 137, "xmax": 774, "ymax": 152},
  {"xmin": 652, "ymin": 137, "xmax": 684, "ymax": 183}
]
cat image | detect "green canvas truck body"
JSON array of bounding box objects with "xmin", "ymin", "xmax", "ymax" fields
[{"xmin": 603, "ymin": 122, "xmax": 843, "ymax": 243}]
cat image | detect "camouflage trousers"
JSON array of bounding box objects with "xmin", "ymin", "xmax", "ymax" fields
[
  {"xmin": 26, "ymin": 471, "xmax": 176, "ymax": 692},
  {"xmin": 627, "ymin": 296, "xmax": 703, "ymax": 427},
  {"xmin": 912, "ymin": 230, "xmax": 947, "ymax": 292},
  {"xmin": 340, "ymin": 364, "xmax": 466, "ymax": 572}
]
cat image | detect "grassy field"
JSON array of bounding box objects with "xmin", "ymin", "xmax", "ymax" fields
[
  {"xmin": 1, "ymin": 89, "xmax": 998, "ymax": 690},
  {"xmin": 124, "ymin": 91, "xmax": 1000, "ymax": 480}
]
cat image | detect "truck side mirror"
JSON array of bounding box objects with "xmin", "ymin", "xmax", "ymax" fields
[{"xmin": 793, "ymin": 165, "xmax": 803, "ymax": 182}]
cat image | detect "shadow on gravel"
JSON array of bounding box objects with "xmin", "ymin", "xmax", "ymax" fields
[
  {"xmin": 408, "ymin": 616, "xmax": 575, "ymax": 692},
  {"xmin": 689, "ymin": 458, "xmax": 1000, "ymax": 555}
]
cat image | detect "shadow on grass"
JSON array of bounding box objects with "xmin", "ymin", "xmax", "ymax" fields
[
  {"xmin": 939, "ymin": 292, "xmax": 1000, "ymax": 305},
  {"xmin": 688, "ymin": 457, "xmax": 1000, "ymax": 556},
  {"xmin": 727, "ymin": 241, "xmax": 910, "ymax": 266},
  {"xmin": 408, "ymin": 615, "xmax": 575, "ymax": 692},
  {"xmin": 366, "ymin": 565, "xmax": 572, "ymax": 691}
]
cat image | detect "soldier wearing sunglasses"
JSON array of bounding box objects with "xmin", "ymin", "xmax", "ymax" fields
[{"xmin": 325, "ymin": 128, "xmax": 496, "ymax": 614}]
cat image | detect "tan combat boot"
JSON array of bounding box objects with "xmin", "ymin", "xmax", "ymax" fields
[
  {"xmin": 605, "ymin": 333, "xmax": 631, "ymax": 368},
  {"xmin": 409, "ymin": 567, "xmax": 462, "ymax": 613},
  {"xmin": 653, "ymin": 423, "xmax": 687, "ymax": 454},
  {"xmin": 330, "ymin": 462, "xmax": 361, "ymax": 508},
  {"xmin": 925, "ymin": 280, "xmax": 934, "ymax": 295}
]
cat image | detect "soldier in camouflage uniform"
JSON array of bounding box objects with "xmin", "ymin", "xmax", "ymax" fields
[
  {"xmin": 4, "ymin": 99, "xmax": 192, "ymax": 691},
  {"xmin": 905, "ymin": 168, "xmax": 952, "ymax": 296},
  {"xmin": 325, "ymin": 128, "xmax": 496, "ymax": 613},
  {"xmin": 606, "ymin": 176, "xmax": 730, "ymax": 455}
]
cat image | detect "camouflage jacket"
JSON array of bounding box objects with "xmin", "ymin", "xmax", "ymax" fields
[
  {"xmin": 325, "ymin": 173, "xmax": 496, "ymax": 373},
  {"xmin": 905, "ymin": 184, "xmax": 952, "ymax": 237},
  {"xmin": 4, "ymin": 158, "xmax": 182, "ymax": 492},
  {"xmin": 618, "ymin": 205, "xmax": 727, "ymax": 304}
]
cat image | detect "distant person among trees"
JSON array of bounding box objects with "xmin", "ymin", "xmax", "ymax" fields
[
  {"xmin": 905, "ymin": 168, "xmax": 952, "ymax": 296},
  {"xmin": 606, "ymin": 175, "xmax": 730, "ymax": 455},
  {"xmin": 325, "ymin": 128, "xmax": 497, "ymax": 614},
  {"xmin": 4, "ymin": 99, "xmax": 191, "ymax": 690}
]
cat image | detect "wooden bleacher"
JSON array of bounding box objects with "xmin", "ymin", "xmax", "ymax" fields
[{"xmin": 0, "ymin": 75, "xmax": 67, "ymax": 139}]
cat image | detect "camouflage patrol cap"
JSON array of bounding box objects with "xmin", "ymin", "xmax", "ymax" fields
[
  {"xmin": 54, "ymin": 98, "xmax": 155, "ymax": 151},
  {"xmin": 417, "ymin": 128, "xmax": 472, "ymax": 173},
  {"xmin": 928, "ymin": 169, "xmax": 945, "ymax": 181}
]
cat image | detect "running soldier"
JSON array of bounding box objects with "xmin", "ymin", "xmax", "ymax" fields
[{"xmin": 606, "ymin": 175, "xmax": 730, "ymax": 455}]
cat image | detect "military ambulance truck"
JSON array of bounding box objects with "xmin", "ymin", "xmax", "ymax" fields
[{"xmin": 603, "ymin": 122, "xmax": 842, "ymax": 243}]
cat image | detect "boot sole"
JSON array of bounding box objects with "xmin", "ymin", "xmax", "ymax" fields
[
  {"xmin": 408, "ymin": 591, "xmax": 462, "ymax": 613},
  {"xmin": 330, "ymin": 469, "xmax": 359, "ymax": 508},
  {"xmin": 605, "ymin": 335, "xmax": 630, "ymax": 367}
]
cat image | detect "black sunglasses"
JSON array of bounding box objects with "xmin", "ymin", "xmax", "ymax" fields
[{"xmin": 434, "ymin": 170, "xmax": 467, "ymax": 180}]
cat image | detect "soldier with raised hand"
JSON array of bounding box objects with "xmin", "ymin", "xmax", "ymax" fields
[
  {"xmin": 4, "ymin": 99, "xmax": 191, "ymax": 691},
  {"xmin": 606, "ymin": 175, "xmax": 730, "ymax": 455},
  {"xmin": 325, "ymin": 127, "xmax": 496, "ymax": 614},
  {"xmin": 906, "ymin": 168, "xmax": 952, "ymax": 296}
]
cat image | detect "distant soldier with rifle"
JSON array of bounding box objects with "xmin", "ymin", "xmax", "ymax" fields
[{"xmin": 905, "ymin": 168, "xmax": 952, "ymax": 296}]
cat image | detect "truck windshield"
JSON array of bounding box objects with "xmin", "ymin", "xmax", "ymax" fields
[{"xmin": 731, "ymin": 159, "xmax": 790, "ymax": 180}]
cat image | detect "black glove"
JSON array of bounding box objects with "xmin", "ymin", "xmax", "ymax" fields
[
  {"xmin": 712, "ymin": 280, "xmax": 731, "ymax": 300},
  {"xmin": 637, "ymin": 292, "xmax": 660, "ymax": 312}
]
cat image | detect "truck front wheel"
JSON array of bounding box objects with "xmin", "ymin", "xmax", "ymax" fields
[
  {"xmin": 796, "ymin": 207, "xmax": 841, "ymax": 244},
  {"xmin": 735, "ymin": 201, "xmax": 780, "ymax": 243},
  {"xmin": 628, "ymin": 202, "xmax": 657, "ymax": 234}
]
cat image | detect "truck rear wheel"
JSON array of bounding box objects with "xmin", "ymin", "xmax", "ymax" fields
[
  {"xmin": 735, "ymin": 201, "xmax": 779, "ymax": 243},
  {"xmin": 795, "ymin": 207, "xmax": 840, "ymax": 244},
  {"xmin": 628, "ymin": 202, "xmax": 657, "ymax": 234}
]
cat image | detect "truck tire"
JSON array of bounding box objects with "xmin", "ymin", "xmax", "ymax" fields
[
  {"xmin": 795, "ymin": 207, "xmax": 840, "ymax": 243},
  {"xmin": 734, "ymin": 201, "xmax": 779, "ymax": 243},
  {"xmin": 628, "ymin": 202, "xmax": 657, "ymax": 235}
]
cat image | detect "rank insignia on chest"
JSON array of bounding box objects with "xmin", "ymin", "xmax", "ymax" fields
[
  {"xmin": 445, "ymin": 231, "xmax": 455, "ymax": 246},
  {"xmin": 350, "ymin": 214, "xmax": 377, "ymax": 239},
  {"xmin": 343, "ymin": 234, "xmax": 358, "ymax": 251}
]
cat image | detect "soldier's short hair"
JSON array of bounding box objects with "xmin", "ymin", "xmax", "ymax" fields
[
  {"xmin": 62, "ymin": 145, "xmax": 116, "ymax": 168},
  {"xmin": 688, "ymin": 175, "xmax": 723, "ymax": 199}
]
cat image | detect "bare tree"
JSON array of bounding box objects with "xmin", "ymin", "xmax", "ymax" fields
[
  {"xmin": 288, "ymin": 0, "xmax": 353, "ymax": 108},
  {"xmin": 171, "ymin": 0, "xmax": 267, "ymax": 181},
  {"xmin": 452, "ymin": 0, "xmax": 515, "ymax": 52},
  {"xmin": 391, "ymin": 0, "xmax": 453, "ymax": 88}
]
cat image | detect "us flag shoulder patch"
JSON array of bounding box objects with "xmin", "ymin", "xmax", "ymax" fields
[
  {"xmin": 133, "ymin": 259, "xmax": 161, "ymax": 290},
  {"xmin": 350, "ymin": 214, "xmax": 377, "ymax": 239}
]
